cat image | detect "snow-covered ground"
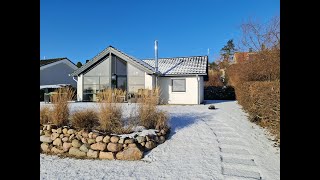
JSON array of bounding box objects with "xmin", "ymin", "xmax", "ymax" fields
[{"xmin": 40, "ymin": 100, "xmax": 280, "ymax": 180}]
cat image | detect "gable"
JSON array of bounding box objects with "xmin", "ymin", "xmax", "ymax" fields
[{"xmin": 70, "ymin": 46, "xmax": 154, "ymax": 76}]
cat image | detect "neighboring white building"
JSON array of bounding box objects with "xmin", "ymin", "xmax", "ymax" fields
[
  {"xmin": 70, "ymin": 46, "xmax": 208, "ymax": 104},
  {"xmin": 40, "ymin": 57, "xmax": 78, "ymax": 87}
]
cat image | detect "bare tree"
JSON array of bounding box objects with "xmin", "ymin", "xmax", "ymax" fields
[{"xmin": 239, "ymin": 16, "xmax": 280, "ymax": 52}]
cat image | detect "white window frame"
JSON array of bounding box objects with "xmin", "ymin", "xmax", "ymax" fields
[{"xmin": 172, "ymin": 78, "xmax": 186, "ymax": 92}]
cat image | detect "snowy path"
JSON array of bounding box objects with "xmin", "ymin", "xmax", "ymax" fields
[{"xmin": 40, "ymin": 101, "xmax": 280, "ymax": 180}]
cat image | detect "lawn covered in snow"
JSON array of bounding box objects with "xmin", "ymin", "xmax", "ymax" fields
[{"xmin": 40, "ymin": 100, "xmax": 280, "ymax": 180}]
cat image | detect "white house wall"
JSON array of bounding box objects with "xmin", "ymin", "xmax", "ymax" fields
[
  {"xmin": 77, "ymin": 74, "xmax": 83, "ymax": 101},
  {"xmin": 40, "ymin": 61, "xmax": 77, "ymax": 87},
  {"xmin": 159, "ymin": 76, "xmax": 202, "ymax": 104},
  {"xmin": 145, "ymin": 73, "xmax": 155, "ymax": 90}
]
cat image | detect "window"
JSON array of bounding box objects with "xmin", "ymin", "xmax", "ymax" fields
[{"xmin": 172, "ymin": 79, "xmax": 186, "ymax": 92}]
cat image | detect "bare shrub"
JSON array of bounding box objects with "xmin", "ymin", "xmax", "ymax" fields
[
  {"xmin": 205, "ymin": 69, "xmax": 224, "ymax": 87},
  {"xmin": 137, "ymin": 88, "xmax": 169, "ymax": 130},
  {"xmin": 154, "ymin": 110, "xmax": 169, "ymax": 130},
  {"xmin": 71, "ymin": 109, "xmax": 99, "ymax": 130},
  {"xmin": 96, "ymin": 88, "xmax": 126, "ymax": 134},
  {"xmin": 40, "ymin": 106, "xmax": 51, "ymax": 125},
  {"xmin": 50, "ymin": 87, "xmax": 75, "ymax": 127}
]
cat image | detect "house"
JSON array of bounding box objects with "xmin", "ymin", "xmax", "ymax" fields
[
  {"xmin": 232, "ymin": 52, "xmax": 256, "ymax": 64},
  {"xmin": 40, "ymin": 57, "xmax": 78, "ymax": 87},
  {"xmin": 70, "ymin": 46, "xmax": 208, "ymax": 104}
]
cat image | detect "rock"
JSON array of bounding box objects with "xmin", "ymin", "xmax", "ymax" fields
[
  {"xmin": 82, "ymin": 132, "xmax": 89, "ymax": 138},
  {"xmin": 92, "ymin": 133, "xmax": 99, "ymax": 139},
  {"xmin": 62, "ymin": 128, "xmax": 68, "ymax": 134},
  {"xmin": 51, "ymin": 147, "xmax": 64, "ymax": 154},
  {"xmin": 103, "ymin": 136, "xmax": 111, "ymax": 143},
  {"xmin": 41, "ymin": 143, "xmax": 50, "ymax": 152},
  {"xmin": 46, "ymin": 125, "xmax": 52, "ymax": 131},
  {"xmin": 62, "ymin": 137, "xmax": 69, "ymax": 142},
  {"xmin": 40, "ymin": 130, "xmax": 44, "ymax": 136},
  {"xmin": 63, "ymin": 142, "xmax": 72, "ymax": 151},
  {"xmin": 88, "ymin": 132, "xmax": 93, "ymax": 139},
  {"xmin": 154, "ymin": 136, "xmax": 159, "ymax": 143},
  {"xmin": 99, "ymin": 152, "xmax": 115, "ymax": 160},
  {"xmin": 79, "ymin": 144, "xmax": 90, "ymax": 152},
  {"xmin": 118, "ymin": 138, "xmax": 125, "ymax": 144},
  {"xmin": 87, "ymin": 149, "xmax": 99, "ymax": 158},
  {"xmin": 123, "ymin": 144, "xmax": 127, "ymax": 148},
  {"xmin": 208, "ymin": 105, "xmax": 216, "ymax": 109},
  {"xmin": 44, "ymin": 131, "xmax": 51, "ymax": 137},
  {"xmin": 158, "ymin": 136, "xmax": 165, "ymax": 144},
  {"xmin": 42, "ymin": 125, "xmax": 47, "ymax": 130},
  {"xmin": 146, "ymin": 136, "xmax": 151, "ymax": 141},
  {"xmin": 140, "ymin": 142, "xmax": 145, "ymax": 146},
  {"xmin": 76, "ymin": 134, "xmax": 82, "ymax": 140},
  {"xmin": 160, "ymin": 129, "xmax": 166, "ymax": 135},
  {"xmin": 50, "ymin": 133, "xmax": 60, "ymax": 141},
  {"xmin": 59, "ymin": 134, "xmax": 64, "ymax": 138},
  {"xmin": 90, "ymin": 142, "xmax": 107, "ymax": 151},
  {"xmin": 72, "ymin": 139, "xmax": 82, "ymax": 148},
  {"xmin": 136, "ymin": 136, "xmax": 146, "ymax": 143},
  {"xmin": 40, "ymin": 135, "xmax": 53, "ymax": 143},
  {"xmin": 116, "ymin": 147, "xmax": 143, "ymax": 160},
  {"xmin": 107, "ymin": 143, "xmax": 123, "ymax": 152},
  {"xmin": 110, "ymin": 136, "xmax": 120, "ymax": 143},
  {"xmin": 128, "ymin": 143, "xmax": 137, "ymax": 148},
  {"xmin": 124, "ymin": 139, "xmax": 134, "ymax": 144},
  {"xmin": 156, "ymin": 133, "xmax": 161, "ymax": 136},
  {"xmin": 87, "ymin": 138, "xmax": 96, "ymax": 144},
  {"xmin": 81, "ymin": 138, "xmax": 88, "ymax": 144},
  {"xmin": 51, "ymin": 129, "xmax": 57, "ymax": 133},
  {"xmin": 69, "ymin": 134, "xmax": 75, "ymax": 141},
  {"xmin": 69, "ymin": 147, "xmax": 86, "ymax": 157},
  {"xmin": 57, "ymin": 128, "xmax": 62, "ymax": 134},
  {"xmin": 64, "ymin": 134, "xmax": 70, "ymax": 137},
  {"xmin": 68, "ymin": 129, "xmax": 76, "ymax": 134},
  {"xmin": 96, "ymin": 136, "xmax": 103, "ymax": 142},
  {"xmin": 53, "ymin": 138, "xmax": 62, "ymax": 146},
  {"xmin": 145, "ymin": 141, "xmax": 156, "ymax": 150}
]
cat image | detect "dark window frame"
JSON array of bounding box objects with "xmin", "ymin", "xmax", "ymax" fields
[{"xmin": 172, "ymin": 78, "xmax": 186, "ymax": 92}]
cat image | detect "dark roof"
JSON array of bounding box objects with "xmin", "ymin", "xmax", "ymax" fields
[
  {"xmin": 142, "ymin": 56, "xmax": 208, "ymax": 76},
  {"xmin": 70, "ymin": 46, "xmax": 208, "ymax": 76},
  {"xmin": 40, "ymin": 57, "xmax": 67, "ymax": 67}
]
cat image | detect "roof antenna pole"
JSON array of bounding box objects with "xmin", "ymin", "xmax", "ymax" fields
[{"xmin": 155, "ymin": 40, "xmax": 158, "ymax": 89}]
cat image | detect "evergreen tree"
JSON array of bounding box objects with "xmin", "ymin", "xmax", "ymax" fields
[
  {"xmin": 220, "ymin": 39, "xmax": 237, "ymax": 61},
  {"xmin": 76, "ymin": 61, "xmax": 82, "ymax": 68}
]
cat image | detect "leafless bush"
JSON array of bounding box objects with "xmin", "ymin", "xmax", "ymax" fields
[
  {"xmin": 40, "ymin": 106, "xmax": 51, "ymax": 125},
  {"xmin": 71, "ymin": 109, "xmax": 99, "ymax": 130},
  {"xmin": 137, "ymin": 88, "xmax": 169, "ymax": 130},
  {"xmin": 205, "ymin": 69, "xmax": 224, "ymax": 87},
  {"xmin": 50, "ymin": 87, "xmax": 75, "ymax": 127},
  {"xmin": 96, "ymin": 88, "xmax": 126, "ymax": 133}
]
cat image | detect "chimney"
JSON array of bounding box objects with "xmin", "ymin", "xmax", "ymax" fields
[
  {"xmin": 86, "ymin": 60, "xmax": 89, "ymax": 63},
  {"xmin": 155, "ymin": 40, "xmax": 158, "ymax": 73}
]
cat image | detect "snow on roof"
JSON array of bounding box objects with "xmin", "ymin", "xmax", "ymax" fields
[
  {"xmin": 142, "ymin": 56, "xmax": 208, "ymax": 76},
  {"xmin": 70, "ymin": 46, "xmax": 208, "ymax": 76}
]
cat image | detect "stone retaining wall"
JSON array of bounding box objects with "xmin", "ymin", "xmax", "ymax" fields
[{"xmin": 40, "ymin": 124, "xmax": 170, "ymax": 160}]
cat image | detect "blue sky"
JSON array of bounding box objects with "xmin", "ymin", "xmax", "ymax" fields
[{"xmin": 40, "ymin": 0, "xmax": 279, "ymax": 63}]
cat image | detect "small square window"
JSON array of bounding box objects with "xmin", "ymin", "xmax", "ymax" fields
[{"xmin": 172, "ymin": 79, "xmax": 186, "ymax": 92}]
